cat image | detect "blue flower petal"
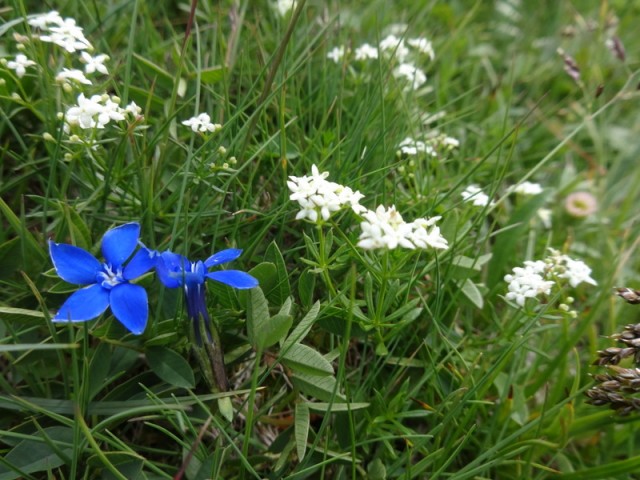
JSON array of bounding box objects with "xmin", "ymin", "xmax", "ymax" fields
[
  {"xmin": 206, "ymin": 270, "xmax": 259, "ymax": 289},
  {"xmin": 156, "ymin": 251, "xmax": 189, "ymax": 288},
  {"xmin": 49, "ymin": 241, "xmax": 101, "ymax": 285},
  {"xmin": 53, "ymin": 284, "xmax": 109, "ymax": 322},
  {"xmin": 109, "ymin": 283, "xmax": 148, "ymax": 335},
  {"xmin": 124, "ymin": 247, "xmax": 157, "ymax": 280},
  {"xmin": 204, "ymin": 249, "xmax": 242, "ymax": 268},
  {"xmin": 101, "ymin": 222, "xmax": 140, "ymax": 268}
]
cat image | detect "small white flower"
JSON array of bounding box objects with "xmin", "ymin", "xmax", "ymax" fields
[
  {"xmin": 288, "ymin": 164, "xmax": 365, "ymax": 223},
  {"xmin": 557, "ymin": 256, "xmax": 597, "ymax": 288},
  {"xmin": 357, "ymin": 205, "xmax": 448, "ymax": 251},
  {"xmin": 55, "ymin": 68, "xmax": 92, "ymax": 86},
  {"xmin": 537, "ymin": 208, "xmax": 552, "ymax": 228},
  {"xmin": 181, "ymin": 113, "xmax": 222, "ymax": 133},
  {"xmin": 398, "ymin": 137, "xmax": 436, "ymax": 156},
  {"xmin": 513, "ymin": 181, "xmax": 543, "ymax": 195},
  {"xmin": 407, "ymin": 37, "xmax": 435, "ymax": 60},
  {"xmin": 28, "ymin": 11, "xmax": 64, "ymax": 30},
  {"xmin": 461, "ymin": 185, "xmax": 495, "ymax": 207},
  {"xmin": 125, "ymin": 101, "xmax": 142, "ymax": 117},
  {"xmin": 39, "ymin": 17, "xmax": 92, "ymax": 52},
  {"xmin": 5, "ymin": 54, "xmax": 36, "ymax": 78},
  {"xmin": 63, "ymin": 93, "xmax": 129, "ymax": 132},
  {"xmin": 327, "ymin": 46, "xmax": 346, "ymax": 63},
  {"xmin": 80, "ymin": 52, "xmax": 109, "ymax": 75},
  {"xmin": 354, "ymin": 43, "xmax": 379, "ymax": 60},
  {"xmin": 379, "ymin": 34, "xmax": 409, "ymax": 61},
  {"xmin": 393, "ymin": 63, "xmax": 427, "ymax": 90},
  {"xmin": 274, "ymin": 0, "xmax": 297, "ymax": 16}
]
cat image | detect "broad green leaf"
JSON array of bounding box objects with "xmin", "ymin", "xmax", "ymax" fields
[
  {"xmin": 297, "ymin": 269, "xmax": 316, "ymax": 308},
  {"xmin": 247, "ymin": 287, "xmax": 292, "ymax": 350},
  {"xmin": 282, "ymin": 343, "xmax": 334, "ymax": 376},
  {"xmin": 283, "ymin": 301, "xmax": 320, "ymax": 350},
  {"xmin": 146, "ymin": 346, "xmax": 195, "ymax": 389},
  {"xmin": 0, "ymin": 426, "xmax": 73, "ymax": 480},
  {"xmin": 368, "ymin": 458, "xmax": 387, "ymax": 480},
  {"xmin": 460, "ymin": 278, "xmax": 484, "ymax": 309},
  {"xmin": 295, "ymin": 402, "xmax": 310, "ymax": 461},
  {"xmin": 291, "ymin": 372, "xmax": 345, "ymax": 402},
  {"xmin": 88, "ymin": 453, "xmax": 145, "ymax": 480},
  {"xmin": 259, "ymin": 313, "xmax": 293, "ymax": 350},
  {"xmin": 192, "ymin": 65, "xmax": 227, "ymax": 83},
  {"xmin": 264, "ymin": 241, "xmax": 291, "ymax": 305},
  {"xmin": 248, "ymin": 262, "xmax": 277, "ymax": 299}
]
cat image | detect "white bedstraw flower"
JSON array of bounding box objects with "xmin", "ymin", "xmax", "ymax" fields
[
  {"xmin": 513, "ymin": 181, "xmax": 543, "ymax": 195},
  {"xmin": 274, "ymin": 0, "xmax": 297, "ymax": 16},
  {"xmin": 55, "ymin": 68, "xmax": 92, "ymax": 86},
  {"xmin": 461, "ymin": 185, "xmax": 495, "ymax": 207},
  {"xmin": 181, "ymin": 113, "xmax": 221, "ymax": 133},
  {"xmin": 407, "ymin": 37, "xmax": 435, "ymax": 60},
  {"xmin": 28, "ymin": 11, "xmax": 65, "ymax": 30},
  {"xmin": 358, "ymin": 205, "xmax": 448, "ymax": 251},
  {"xmin": 393, "ymin": 63, "xmax": 427, "ymax": 90},
  {"xmin": 80, "ymin": 52, "xmax": 109, "ymax": 75},
  {"xmin": 287, "ymin": 164, "xmax": 365, "ymax": 223},
  {"xmin": 39, "ymin": 17, "xmax": 92, "ymax": 52},
  {"xmin": 398, "ymin": 137, "xmax": 435, "ymax": 156},
  {"xmin": 504, "ymin": 266, "xmax": 554, "ymax": 307},
  {"xmin": 354, "ymin": 43, "xmax": 379, "ymax": 60},
  {"xmin": 5, "ymin": 54, "xmax": 36, "ymax": 78},
  {"xmin": 555, "ymin": 255, "xmax": 597, "ymax": 288},
  {"xmin": 63, "ymin": 93, "xmax": 130, "ymax": 132},
  {"xmin": 327, "ymin": 46, "xmax": 346, "ymax": 63},
  {"xmin": 379, "ymin": 34, "xmax": 409, "ymax": 61}
]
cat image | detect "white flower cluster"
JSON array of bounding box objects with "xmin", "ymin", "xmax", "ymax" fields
[
  {"xmin": 327, "ymin": 33, "xmax": 434, "ymax": 91},
  {"xmin": 62, "ymin": 93, "xmax": 140, "ymax": 132},
  {"xmin": 182, "ymin": 113, "xmax": 222, "ymax": 133},
  {"xmin": 28, "ymin": 11, "xmax": 92, "ymax": 53},
  {"xmin": 512, "ymin": 181, "xmax": 543, "ymax": 195},
  {"xmin": 461, "ymin": 185, "xmax": 495, "ymax": 208},
  {"xmin": 504, "ymin": 250, "xmax": 597, "ymax": 307},
  {"xmin": 287, "ymin": 165, "xmax": 366, "ymax": 223},
  {"xmin": 358, "ymin": 205, "xmax": 448, "ymax": 251},
  {"xmin": 398, "ymin": 134, "xmax": 460, "ymax": 157},
  {"xmin": 273, "ymin": 0, "xmax": 297, "ymax": 16}
]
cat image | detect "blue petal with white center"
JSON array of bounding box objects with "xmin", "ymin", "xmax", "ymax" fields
[
  {"xmin": 49, "ymin": 241, "xmax": 101, "ymax": 285},
  {"xmin": 101, "ymin": 222, "xmax": 140, "ymax": 267},
  {"xmin": 49, "ymin": 222, "xmax": 150, "ymax": 335}
]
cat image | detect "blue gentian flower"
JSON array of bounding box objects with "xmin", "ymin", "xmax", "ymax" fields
[
  {"xmin": 48, "ymin": 222, "xmax": 155, "ymax": 335},
  {"xmin": 156, "ymin": 248, "xmax": 258, "ymax": 343}
]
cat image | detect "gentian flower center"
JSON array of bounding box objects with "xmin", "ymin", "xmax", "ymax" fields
[{"xmin": 96, "ymin": 263, "xmax": 125, "ymax": 290}]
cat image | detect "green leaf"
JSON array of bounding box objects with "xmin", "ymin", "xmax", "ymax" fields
[
  {"xmin": 247, "ymin": 287, "xmax": 292, "ymax": 350},
  {"xmin": 295, "ymin": 402, "xmax": 310, "ymax": 461},
  {"xmin": 305, "ymin": 402, "xmax": 370, "ymax": 412},
  {"xmin": 264, "ymin": 241, "xmax": 291, "ymax": 305},
  {"xmin": 459, "ymin": 278, "xmax": 484, "ymax": 309},
  {"xmin": 248, "ymin": 262, "xmax": 277, "ymax": 298},
  {"xmin": 297, "ymin": 269, "xmax": 316, "ymax": 308},
  {"xmin": 282, "ymin": 343, "xmax": 334, "ymax": 376},
  {"xmin": 291, "ymin": 372, "xmax": 345, "ymax": 402},
  {"xmin": 191, "ymin": 65, "xmax": 227, "ymax": 83},
  {"xmin": 146, "ymin": 346, "xmax": 195, "ymax": 389},
  {"xmin": 368, "ymin": 457, "xmax": 387, "ymax": 480},
  {"xmin": 0, "ymin": 426, "xmax": 73, "ymax": 480},
  {"xmin": 282, "ymin": 301, "xmax": 320, "ymax": 350}
]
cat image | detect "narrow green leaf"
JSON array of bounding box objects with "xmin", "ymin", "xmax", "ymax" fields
[
  {"xmin": 282, "ymin": 301, "xmax": 320, "ymax": 350},
  {"xmin": 146, "ymin": 347, "xmax": 195, "ymax": 389},
  {"xmin": 282, "ymin": 343, "xmax": 334, "ymax": 376},
  {"xmin": 192, "ymin": 65, "xmax": 226, "ymax": 83},
  {"xmin": 295, "ymin": 402, "xmax": 310, "ymax": 461},
  {"xmin": 0, "ymin": 343, "xmax": 77, "ymax": 352},
  {"xmin": 305, "ymin": 402, "xmax": 370, "ymax": 412}
]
